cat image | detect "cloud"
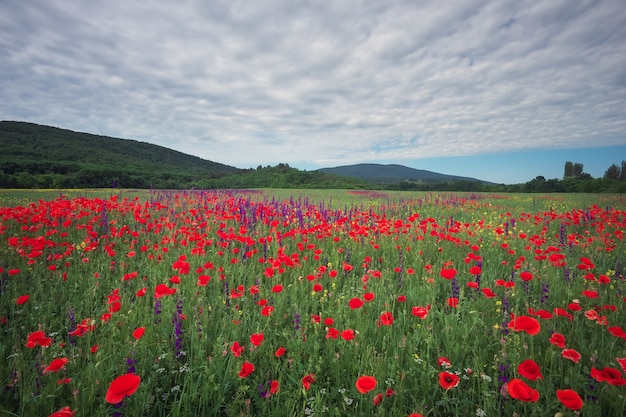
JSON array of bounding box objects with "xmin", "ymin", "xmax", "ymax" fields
[{"xmin": 1, "ymin": 0, "xmax": 625, "ymax": 171}]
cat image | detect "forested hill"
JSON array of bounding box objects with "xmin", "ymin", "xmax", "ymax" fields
[
  {"xmin": 0, "ymin": 121, "xmax": 242, "ymax": 188},
  {"xmin": 0, "ymin": 121, "xmax": 374, "ymax": 189}
]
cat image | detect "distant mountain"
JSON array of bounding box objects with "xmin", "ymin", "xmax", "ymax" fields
[{"xmin": 317, "ymin": 163, "xmax": 489, "ymax": 184}]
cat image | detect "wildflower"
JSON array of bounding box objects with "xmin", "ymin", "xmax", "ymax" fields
[
  {"xmin": 506, "ymin": 378, "xmax": 539, "ymax": 402},
  {"xmin": 132, "ymin": 327, "xmax": 145, "ymax": 340},
  {"xmin": 562, "ymin": 348, "xmax": 581, "ymax": 363},
  {"xmin": 17, "ymin": 294, "xmax": 29, "ymax": 305},
  {"xmin": 590, "ymin": 367, "xmax": 626, "ymax": 386},
  {"xmin": 517, "ymin": 359, "xmax": 543, "ymax": 380},
  {"xmin": 250, "ymin": 333, "xmax": 265, "ymax": 347},
  {"xmin": 48, "ymin": 406, "xmax": 76, "ymax": 417},
  {"xmin": 556, "ymin": 389, "xmax": 583, "ymax": 411},
  {"xmin": 411, "ymin": 306, "xmax": 429, "ymax": 319},
  {"xmin": 507, "ymin": 315, "xmax": 541, "ymax": 335},
  {"xmin": 379, "ymin": 312, "xmax": 394, "ymax": 326},
  {"xmin": 44, "ymin": 358, "xmax": 68, "ymax": 373},
  {"xmin": 105, "ymin": 373, "xmax": 141, "ymax": 404},
  {"xmin": 549, "ymin": 332, "xmax": 566, "ymax": 348},
  {"xmin": 302, "ymin": 374, "xmax": 315, "ymax": 390},
  {"xmin": 373, "ymin": 393, "xmax": 384, "ymax": 405},
  {"xmin": 438, "ymin": 371, "xmax": 460, "ymax": 390},
  {"xmin": 238, "ymin": 361, "xmax": 254, "ymax": 378},
  {"xmin": 355, "ymin": 376, "xmax": 377, "ymax": 394}
]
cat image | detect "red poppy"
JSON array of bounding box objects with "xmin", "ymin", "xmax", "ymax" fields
[
  {"xmin": 562, "ymin": 348, "xmax": 581, "ymax": 363},
  {"xmin": 341, "ymin": 329, "xmax": 355, "ymax": 341},
  {"xmin": 272, "ymin": 284, "xmax": 283, "ymax": 293},
  {"xmin": 507, "ymin": 315, "xmax": 541, "ymax": 335},
  {"xmin": 355, "ymin": 375, "xmax": 377, "ymax": 394},
  {"xmin": 549, "ymin": 333, "xmax": 566, "ymax": 348},
  {"xmin": 136, "ymin": 287, "xmax": 147, "ymax": 297},
  {"xmin": 408, "ymin": 414, "xmax": 424, "ymax": 417},
  {"xmin": 363, "ymin": 292, "xmax": 375, "ymax": 301},
  {"xmin": 617, "ymin": 357, "xmax": 626, "ymax": 373},
  {"xmin": 25, "ymin": 330, "xmax": 52, "ymax": 348},
  {"xmin": 590, "ymin": 367, "xmax": 626, "ymax": 386},
  {"xmin": 440, "ymin": 268, "xmax": 457, "ymax": 280},
  {"xmin": 238, "ymin": 361, "xmax": 254, "ymax": 378},
  {"xmin": 154, "ymin": 283, "xmax": 177, "ymax": 298},
  {"xmin": 302, "ymin": 374, "xmax": 315, "ymax": 390},
  {"xmin": 447, "ymin": 297, "xmax": 459, "ymax": 308},
  {"xmin": 379, "ymin": 312, "xmax": 394, "ymax": 326},
  {"xmin": 132, "ymin": 327, "xmax": 145, "ymax": 340},
  {"xmin": 520, "ymin": 271, "xmax": 533, "ymax": 281},
  {"xmin": 437, "ymin": 357, "xmax": 451, "ymax": 368},
  {"xmin": 556, "ymin": 389, "xmax": 583, "ymax": 411},
  {"xmin": 517, "ymin": 359, "xmax": 543, "ymax": 380},
  {"xmin": 17, "ymin": 294, "xmax": 30, "ymax": 305},
  {"xmin": 469, "ymin": 265, "xmax": 482, "ymax": 275},
  {"xmin": 44, "ymin": 357, "xmax": 68, "ymax": 373},
  {"xmin": 48, "ymin": 406, "xmax": 76, "ymax": 417},
  {"xmin": 411, "ymin": 306, "xmax": 429, "ymax": 319},
  {"xmin": 438, "ymin": 371, "xmax": 460, "ymax": 390},
  {"xmin": 349, "ymin": 298, "xmax": 364, "ymax": 309},
  {"xmin": 326, "ymin": 327, "xmax": 339, "ymax": 339},
  {"xmin": 269, "ymin": 380, "xmax": 280, "ymax": 395},
  {"xmin": 506, "ymin": 378, "xmax": 539, "ymax": 402},
  {"xmin": 275, "ymin": 347, "xmax": 286, "ymax": 357},
  {"xmin": 230, "ymin": 341, "xmax": 244, "ymax": 357},
  {"xmin": 105, "ymin": 373, "xmax": 141, "ymax": 404},
  {"xmin": 260, "ymin": 305, "xmax": 274, "ymax": 316},
  {"xmin": 373, "ymin": 393, "xmax": 384, "ymax": 405},
  {"xmin": 481, "ymin": 288, "xmax": 496, "ymax": 298},
  {"xmin": 249, "ymin": 333, "xmax": 265, "ymax": 346}
]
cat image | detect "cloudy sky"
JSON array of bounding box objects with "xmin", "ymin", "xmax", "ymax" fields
[{"xmin": 2, "ymin": 0, "xmax": 626, "ymax": 184}]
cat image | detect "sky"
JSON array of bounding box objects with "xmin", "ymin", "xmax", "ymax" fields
[{"xmin": 2, "ymin": 0, "xmax": 626, "ymax": 184}]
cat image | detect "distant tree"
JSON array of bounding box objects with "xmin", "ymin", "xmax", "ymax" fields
[
  {"xmin": 621, "ymin": 161, "xmax": 626, "ymax": 180},
  {"xmin": 604, "ymin": 164, "xmax": 621, "ymax": 180},
  {"xmin": 572, "ymin": 162, "xmax": 584, "ymax": 177},
  {"xmin": 564, "ymin": 161, "xmax": 573, "ymax": 178}
]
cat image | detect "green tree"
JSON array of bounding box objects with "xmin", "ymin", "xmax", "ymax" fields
[
  {"xmin": 604, "ymin": 164, "xmax": 620, "ymax": 180},
  {"xmin": 564, "ymin": 161, "xmax": 573, "ymax": 177}
]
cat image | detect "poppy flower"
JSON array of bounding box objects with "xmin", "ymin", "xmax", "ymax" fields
[
  {"xmin": 440, "ymin": 268, "xmax": 457, "ymax": 280},
  {"xmin": 132, "ymin": 327, "xmax": 145, "ymax": 340},
  {"xmin": 355, "ymin": 375, "xmax": 377, "ymax": 394},
  {"xmin": 506, "ymin": 378, "xmax": 539, "ymax": 402},
  {"xmin": 238, "ymin": 361, "xmax": 254, "ymax": 378},
  {"xmin": 25, "ymin": 330, "xmax": 52, "ymax": 348},
  {"xmin": 231, "ymin": 341, "xmax": 244, "ymax": 357},
  {"xmin": 341, "ymin": 329, "xmax": 355, "ymax": 341},
  {"xmin": 17, "ymin": 294, "xmax": 30, "ymax": 305},
  {"xmin": 48, "ymin": 406, "xmax": 76, "ymax": 417},
  {"xmin": 269, "ymin": 380, "xmax": 280, "ymax": 395},
  {"xmin": 411, "ymin": 306, "xmax": 429, "ymax": 319},
  {"xmin": 438, "ymin": 371, "xmax": 460, "ymax": 390},
  {"xmin": 617, "ymin": 357, "xmax": 626, "ymax": 373},
  {"xmin": 379, "ymin": 312, "xmax": 394, "ymax": 326},
  {"xmin": 507, "ymin": 315, "xmax": 541, "ymax": 335},
  {"xmin": 302, "ymin": 374, "xmax": 315, "ymax": 390},
  {"xmin": 275, "ymin": 347, "xmax": 286, "ymax": 357},
  {"xmin": 520, "ymin": 271, "xmax": 533, "ymax": 281},
  {"xmin": 44, "ymin": 357, "xmax": 68, "ymax": 373},
  {"xmin": 363, "ymin": 292, "xmax": 375, "ymax": 301},
  {"xmin": 154, "ymin": 283, "xmax": 177, "ymax": 298},
  {"xmin": 517, "ymin": 359, "xmax": 543, "ymax": 380},
  {"xmin": 437, "ymin": 357, "xmax": 451, "ymax": 368},
  {"xmin": 447, "ymin": 297, "xmax": 459, "ymax": 308},
  {"xmin": 556, "ymin": 389, "xmax": 583, "ymax": 411},
  {"xmin": 373, "ymin": 393, "xmax": 384, "ymax": 405},
  {"xmin": 349, "ymin": 298, "xmax": 364, "ymax": 309},
  {"xmin": 105, "ymin": 373, "xmax": 141, "ymax": 404},
  {"xmin": 590, "ymin": 367, "xmax": 626, "ymax": 386},
  {"xmin": 469, "ymin": 265, "xmax": 482, "ymax": 275},
  {"xmin": 549, "ymin": 333, "xmax": 566, "ymax": 348},
  {"xmin": 562, "ymin": 348, "xmax": 581, "ymax": 363},
  {"xmin": 250, "ymin": 333, "xmax": 265, "ymax": 346},
  {"xmin": 481, "ymin": 288, "xmax": 496, "ymax": 298},
  {"xmin": 408, "ymin": 414, "xmax": 424, "ymax": 417},
  {"xmin": 325, "ymin": 327, "xmax": 339, "ymax": 339},
  {"xmin": 260, "ymin": 306, "xmax": 274, "ymax": 316}
]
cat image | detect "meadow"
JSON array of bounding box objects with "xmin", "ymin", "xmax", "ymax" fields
[{"xmin": 0, "ymin": 189, "xmax": 625, "ymax": 416}]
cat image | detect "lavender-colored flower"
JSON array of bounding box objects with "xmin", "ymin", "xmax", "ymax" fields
[
  {"xmin": 173, "ymin": 299, "xmax": 184, "ymax": 359},
  {"xmin": 540, "ymin": 282, "xmax": 550, "ymax": 305}
]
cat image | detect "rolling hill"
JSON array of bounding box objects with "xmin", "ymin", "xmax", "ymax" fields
[{"xmin": 318, "ymin": 163, "xmax": 490, "ymax": 185}]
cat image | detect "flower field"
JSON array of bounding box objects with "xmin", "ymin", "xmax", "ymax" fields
[{"xmin": 1, "ymin": 189, "xmax": 625, "ymax": 416}]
